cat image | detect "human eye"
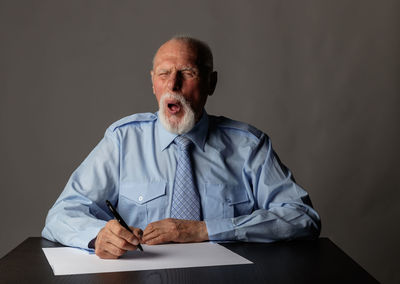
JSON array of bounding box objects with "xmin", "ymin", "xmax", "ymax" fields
[
  {"xmin": 157, "ymin": 70, "xmax": 169, "ymax": 78},
  {"xmin": 181, "ymin": 68, "xmax": 198, "ymax": 79}
]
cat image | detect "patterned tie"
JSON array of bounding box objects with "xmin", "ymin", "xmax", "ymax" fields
[{"xmin": 170, "ymin": 136, "xmax": 201, "ymax": 220}]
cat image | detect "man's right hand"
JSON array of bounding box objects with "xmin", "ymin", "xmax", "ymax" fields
[{"xmin": 94, "ymin": 219, "xmax": 143, "ymax": 259}]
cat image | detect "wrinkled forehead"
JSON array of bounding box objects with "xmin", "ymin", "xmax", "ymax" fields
[{"xmin": 153, "ymin": 40, "xmax": 199, "ymax": 70}]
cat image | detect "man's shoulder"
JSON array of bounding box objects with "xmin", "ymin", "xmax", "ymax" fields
[
  {"xmin": 108, "ymin": 112, "xmax": 157, "ymax": 132},
  {"xmin": 208, "ymin": 115, "xmax": 264, "ymax": 140}
]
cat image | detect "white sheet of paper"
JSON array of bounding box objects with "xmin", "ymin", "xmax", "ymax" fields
[{"xmin": 42, "ymin": 242, "xmax": 253, "ymax": 275}]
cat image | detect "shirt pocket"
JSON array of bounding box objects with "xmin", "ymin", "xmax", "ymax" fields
[
  {"xmin": 119, "ymin": 181, "xmax": 167, "ymax": 229},
  {"xmin": 203, "ymin": 183, "xmax": 251, "ymax": 220}
]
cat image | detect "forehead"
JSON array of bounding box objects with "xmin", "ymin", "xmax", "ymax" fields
[{"xmin": 153, "ymin": 41, "xmax": 198, "ymax": 69}]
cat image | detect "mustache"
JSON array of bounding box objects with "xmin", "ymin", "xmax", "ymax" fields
[{"xmin": 161, "ymin": 93, "xmax": 190, "ymax": 105}]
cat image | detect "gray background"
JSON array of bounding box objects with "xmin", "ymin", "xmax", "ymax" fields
[{"xmin": 1, "ymin": 0, "xmax": 399, "ymax": 283}]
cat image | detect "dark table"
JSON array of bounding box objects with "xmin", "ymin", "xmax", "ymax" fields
[{"xmin": 0, "ymin": 237, "xmax": 377, "ymax": 283}]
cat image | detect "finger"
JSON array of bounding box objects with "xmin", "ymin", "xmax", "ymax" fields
[
  {"xmin": 104, "ymin": 241, "xmax": 128, "ymax": 257},
  {"xmin": 96, "ymin": 248, "xmax": 119, "ymax": 259},
  {"xmin": 101, "ymin": 222, "xmax": 138, "ymax": 250},
  {"xmin": 107, "ymin": 229, "xmax": 138, "ymax": 250},
  {"xmin": 145, "ymin": 233, "xmax": 170, "ymax": 245},
  {"xmin": 131, "ymin": 227, "xmax": 143, "ymax": 241},
  {"xmin": 96, "ymin": 241, "xmax": 127, "ymax": 259},
  {"xmin": 108, "ymin": 221, "xmax": 140, "ymax": 246},
  {"xmin": 95, "ymin": 223, "xmax": 131, "ymax": 258},
  {"xmin": 142, "ymin": 227, "xmax": 174, "ymax": 244},
  {"xmin": 142, "ymin": 223, "xmax": 162, "ymax": 242},
  {"xmin": 142, "ymin": 229, "xmax": 160, "ymax": 243},
  {"xmin": 95, "ymin": 238, "xmax": 126, "ymax": 259},
  {"xmin": 143, "ymin": 222, "xmax": 156, "ymax": 237}
]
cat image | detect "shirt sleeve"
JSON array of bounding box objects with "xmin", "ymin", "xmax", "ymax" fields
[
  {"xmin": 41, "ymin": 127, "xmax": 120, "ymax": 249},
  {"xmin": 205, "ymin": 134, "xmax": 321, "ymax": 242}
]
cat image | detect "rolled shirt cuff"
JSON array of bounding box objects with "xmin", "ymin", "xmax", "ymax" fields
[{"xmin": 205, "ymin": 218, "xmax": 236, "ymax": 241}]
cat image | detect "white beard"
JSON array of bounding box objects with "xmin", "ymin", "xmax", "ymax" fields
[{"xmin": 158, "ymin": 93, "xmax": 196, "ymax": 134}]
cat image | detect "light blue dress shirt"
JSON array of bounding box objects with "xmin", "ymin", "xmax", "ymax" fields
[{"xmin": 42, "ymin": 111, "xmax": 321, "ymax": 249}]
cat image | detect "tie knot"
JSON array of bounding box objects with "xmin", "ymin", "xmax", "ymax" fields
[{"xmin": 174, "ymin": 136, "xmax": 192, "ymax": 150}]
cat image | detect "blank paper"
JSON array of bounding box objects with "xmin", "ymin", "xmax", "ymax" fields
[{"xmin": 42, "ymin": 242, "xmax": 253, "ymax": 275}]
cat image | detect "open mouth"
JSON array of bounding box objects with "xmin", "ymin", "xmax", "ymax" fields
[{"xmin": 166, "ymin": 100, "xmax": 182, "ymax": 114}]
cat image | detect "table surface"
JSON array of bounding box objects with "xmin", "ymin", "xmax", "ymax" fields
[{"xmin": 0, "ymin": 237, "xmax": 377, "ymax": 284}]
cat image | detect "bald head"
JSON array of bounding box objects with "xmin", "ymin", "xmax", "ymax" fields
[{"xmin": 153, "ymin": 36, "xmax": 214, "ymax": 77}]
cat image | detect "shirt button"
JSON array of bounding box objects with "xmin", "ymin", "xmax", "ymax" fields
[{"xmin": 138, "ymin": 196, "xmax": 143, "ymax": 202}]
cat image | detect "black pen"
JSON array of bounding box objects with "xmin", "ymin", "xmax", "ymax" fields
[{"xmin": 106, "ymin": 200, "xmax": 144, "ymax": 251}]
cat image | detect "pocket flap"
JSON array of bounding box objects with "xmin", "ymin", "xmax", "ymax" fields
[
  {"xmin": 120, "ymin": 181, "xmax": 166, "ymax": 205},
  {"xmin": 206, "ymin": 184, "xmax": 249, "ymax": 205}
]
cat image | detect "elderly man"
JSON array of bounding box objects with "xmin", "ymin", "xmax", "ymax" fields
[{"xmin": 42, "ymin": 36, "xmax": 321, "ymax": 259}]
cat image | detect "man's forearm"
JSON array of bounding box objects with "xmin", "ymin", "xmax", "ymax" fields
[{"xmin": 206, "ymin": 207, "xmax": 321, "ymax": 243}]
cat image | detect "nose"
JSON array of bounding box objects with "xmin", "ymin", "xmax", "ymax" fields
[{"xmin": 167, "ymin": 71, "xmax": 182, "ymax": 92}]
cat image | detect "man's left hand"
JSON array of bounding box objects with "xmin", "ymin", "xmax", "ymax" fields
[{"xmin": 142, "ymin": 218, "xmax": 208, "ymax": 245}]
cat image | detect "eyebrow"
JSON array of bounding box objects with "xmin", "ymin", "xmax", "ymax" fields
[
  {"xmin": 155, "ymin": 66, "xmax": 199, "ymax": 75},
  {"xmin": 180, "ymin": 66, "xmax": 198, "ymax": 72}
]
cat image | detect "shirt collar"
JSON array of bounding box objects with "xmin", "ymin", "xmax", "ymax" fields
[{"xmin": 157, "ymin": 111, "xmax": 209, "ymax": 151}]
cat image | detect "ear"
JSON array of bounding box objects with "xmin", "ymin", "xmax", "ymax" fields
[
  {"xmin": 208, "ymin": 71, "xmax": 218, "ymax": 96},
  {"xmin": 150, "ymin": 70, "xmax": 155, "ymax": 94}
]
